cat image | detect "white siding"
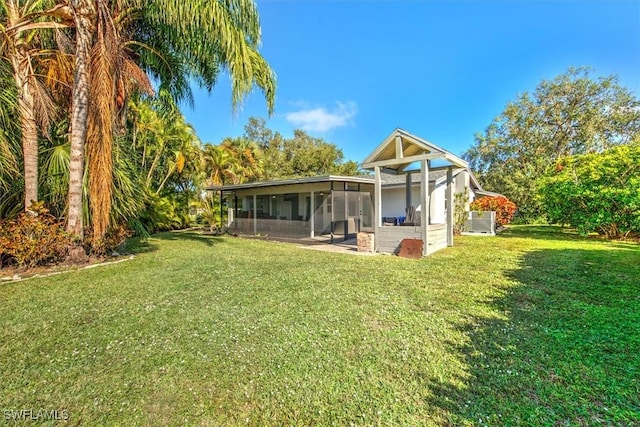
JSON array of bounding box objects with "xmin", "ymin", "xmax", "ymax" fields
[
  {"xmin": 454, "ymin": 170, "xmax": 476, "ymax": 208},
  {"xmin": 382, "ymin": 182, "xmax": 448, "ymax": 224},
  {"xmin": 381, "ymin": 187, "xmax": 420, "ymax": 217},
  {"xmin": 429, "ymin": 182, "xmax": 446, "ymax": 224}
]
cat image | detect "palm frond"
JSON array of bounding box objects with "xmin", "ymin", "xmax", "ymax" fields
[
  {"xmin": 141, "ymin": 0, "xmax": 276, "ymax": 113},
  {"xmin": 86, "ymin": 3, "xmax": 118, "ymax": 248}
]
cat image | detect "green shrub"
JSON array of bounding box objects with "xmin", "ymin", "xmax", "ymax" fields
[
  {"xmin": 538, "ymin": 144, "xmax": 640, "ymax": 238},
  {"xmin": 453, "ymin": 187, "xmax": 469, "ymax": 235},
  {"xmin": 137, "ymin": 193, "xmax": 189, "ymax": 234},
  {"xmin": 0, "ymin": 203, "xmax": 73, "ymax": 268}
]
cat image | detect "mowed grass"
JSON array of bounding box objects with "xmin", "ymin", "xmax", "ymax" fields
[{"xmin": 1, "ymin": 226, "xmax": 638, "ymax": 426}]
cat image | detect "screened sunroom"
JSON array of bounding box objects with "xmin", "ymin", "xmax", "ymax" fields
[{"xmin": 208, "ymin": 176, "xmax": 375, "ymax": 242}]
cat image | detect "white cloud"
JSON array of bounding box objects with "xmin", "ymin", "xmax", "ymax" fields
[{"xmin": 285, "ymin": 101, "xmax": 357, "ymax": 132}]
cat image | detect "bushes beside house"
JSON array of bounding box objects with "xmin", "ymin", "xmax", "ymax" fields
[
  {"xmin": 453, "ymin": 188, "xmax": 470, "ymax": 235},
  {"xmin": 470, "ymin": 196, "xmax": 517, "ymax": 227}
]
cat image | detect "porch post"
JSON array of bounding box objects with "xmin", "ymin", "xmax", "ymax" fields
[
  {"xmin": 310, "ymin": 190, "xmax": 315, "ymax": 238},
  {"xmin": 220, "ymin": 190, "xmax": 224, "ymax": 228},
  {"xmin": 405, "ymin": 172, "xmax": 412, "ymax": 213},
  {"xmin": 253, "ymin": 194, "xmax": 257, "ymax": 235},
  {"xmin": 234, "ymin": 194, "xmax": 238, "ymax": 230},
  {"xmin": 420, "ymin": 160, "xmax": 429, "ymax": 256},
  {"xmin": 330, "ymin": 182, "xmax": 334, "ymax": 244},
  {"xmin": 446, "ymin": 167, "xmax": 454, "ymax": 247},
  {"xmin": 344, "ymin": 182, "xmax": 348, "ymax": 242},
  {"xmin": 374, "ymin": 166, "xmax": 382, "ymax": 252}
]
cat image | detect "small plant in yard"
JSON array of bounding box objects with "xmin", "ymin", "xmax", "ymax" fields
[
  {"xmin": 0, "ymin": 202, "xmax": 72, "ymax": 268},
  {"xmin": 470, "ymin": 195, "xmax": 517, "ymax": 227},
  {"xmin": 199, "ymin": 195, "xmax": 222, "ymax": 232},
  {"xmin": 453, "ymin": 187, "xmax": 469, "ymax": 234}
]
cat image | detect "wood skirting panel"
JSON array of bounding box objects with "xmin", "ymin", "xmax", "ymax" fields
[{"xmin": 377, "ymin": 224, "xmax": 446, "ymax": 255}]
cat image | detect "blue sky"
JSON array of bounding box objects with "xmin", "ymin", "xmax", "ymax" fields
[{"xmin": 181, "ymin": 0, "xmax": 640, "ymax": 163}]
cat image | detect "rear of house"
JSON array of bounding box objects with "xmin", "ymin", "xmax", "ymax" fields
[{"xmin": 208, "ymin": 128, "xmax": 492, "ymax": 256}]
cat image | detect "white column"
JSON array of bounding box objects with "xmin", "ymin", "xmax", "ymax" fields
[
  {"xmin": 446, "ymin": 167, "xmax": 454, "ymax": 247},
  {"xmin": 420, "ymin": 160, "xmax": 429, "ymax": 256},
  {"xmin": 310, "ymin": 191, "xmax": 315, "ymax": 238},
  {"xmin": 253, "ymin": 194, "xmax": 257, "ymax": 235},
  {"xmin": 405, "ymin": 172, "xmax": 412, "ymax": 212},
  {"xmin": 374, "ymin": 166, "xmax": 382, "ymax": 252}
]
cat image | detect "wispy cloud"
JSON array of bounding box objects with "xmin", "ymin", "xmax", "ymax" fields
[{"xmin": 285, "ymin": 101, "xmax": 357, "ymax": 132}]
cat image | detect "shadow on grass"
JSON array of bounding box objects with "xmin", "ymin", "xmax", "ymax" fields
[
  {"xmin": 498, "ymin": 225, "xmax": 592, "ymax": 242},
  {"xmin": 125, "ymin": 236, "xmax": 159, "ymax": 255},
  {"xmin": 154, "ymin": 230, "xmax": 224, "ymax": 247},
  {"xmin": 125, "ymin": 231, "xmax": 223, "ymax": 254},
  {"xmin": 500, "ymin": 225, "xmax": 640, "ymax": 248},
  {"xmin": 426, "ymin": 245, "xmax": 640, "ymax": 424}
]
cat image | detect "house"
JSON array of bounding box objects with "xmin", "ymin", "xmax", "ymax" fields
[
  {"xmin": 208, "ymin": 175, "xmax": 375, "ymax": 241},
  {"xmin": 208, "ymin": 129, "xmax": 490, "ymax": 256}
]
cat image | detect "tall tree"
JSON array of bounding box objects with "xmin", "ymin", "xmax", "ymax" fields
[
  {"xmin": 464, "ymin": 67, "xmax": 640, "ymax": 221},
  {"xmin": 242, "ymin": 121, "xmax": 363, "ymax": 179},
  {"xmin": 0, "ymin": 0, "xmax": 67, "ymax": 211},
  {"xmin": 202, "ymin": 144, "xmax": 239, "ymax": 186},
  {"xmin": 244, "ymin": 116, "xmax": 273, "ymax": 149},
  {"xmin": 220, "ymin": 137, "xmax": 263, "ymax": 183},
  {"xmin": 65, "ymin": 0, "xmax": 276, "ymax": 246},
  {"xmin": 66, "ymin": 0, "xmax": 94, "ymax": 240}
]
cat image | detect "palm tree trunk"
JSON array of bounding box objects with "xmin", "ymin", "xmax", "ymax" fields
[
  {"xmin": 155, "ymin": 164, "xmax": 176, "ymax": 195},
  {"xmin": 19, "ymin": 92, "xmax": 38, "ymax": 210},
  {"xmin": 7, "ymin": 2, "xmax": 39, "ymax": 210},
  {"xmin": 13, "ymin": 62, "xmax": 38, "ymax": 210},
  {"xmin": 66, "ymin": 0, "xmax": 96, "ymax": 239}
]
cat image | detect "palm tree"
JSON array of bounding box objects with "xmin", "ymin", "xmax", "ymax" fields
[
  {"xmin": 154, "ymin": 122, "xmax": 200, "ymax": 195},
  {"xmin": 0, "ymin": 0, "xmax": 69, "ymax": 211},
  {"xmin": 129, "ymin": 96, "xmax": 199, "ymax": 194},
  {"xmin": 65, "ymin": 0, "xmax": 276, "ymax": 247},
  {"xmin": 66, "ymin": 0, "xmax": 94, "ymax": 241},
  {"xmin": 0, "ymin": 65, "xmax": 20, "ymax": 215},
  {"xmin": 221, "ymin": 137, "xmax": 264, "ymax": 183},
  {"xmin": 202, "ymin": 144, "xmax": 239, "ymax": 186}
]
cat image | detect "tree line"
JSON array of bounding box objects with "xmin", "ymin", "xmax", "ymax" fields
[
  {"xmin": 464, "ymin": 67, "xmax": 640, "ymax": 237},
  {"xmin": 1, "ymin": 0, "xmax": 275, "ymax": 256}
]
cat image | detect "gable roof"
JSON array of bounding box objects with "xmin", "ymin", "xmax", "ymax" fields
[{"xmin": 362, "ymin": 128, "xmax": 468, "ymax": 171}]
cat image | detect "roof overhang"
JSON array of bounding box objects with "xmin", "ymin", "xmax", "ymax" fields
[
  {"xmin": 206, "ymin": 175, "xmax": 374, "ymax": 192},
  {"xmin": 476, "ymin": 189, "xmax": 504, "ymax": 198}
]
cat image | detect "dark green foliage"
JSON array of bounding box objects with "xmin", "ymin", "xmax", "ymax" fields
[
  {"xmin": 136, "ymin": 192, "xmax": 190, "ymax": 234},
  {"xmin": 465, "ymin": 67, "xmax": 640, "ymax": 222},
  {"xmin": 243, "ymin": 117, "xmax": 365, "ymax": 179},
  {"xmin": 0, "ymin": 203, "xmax": 72, "ymax": 268},
  {"xmin": 539, "ymin": 143, "xmax": 640, "ymax": 238}
]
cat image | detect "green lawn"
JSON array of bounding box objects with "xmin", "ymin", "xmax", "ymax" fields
[{"xmin": 1, "ymin": 226, "xmax": 638, "ymax": 425}]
